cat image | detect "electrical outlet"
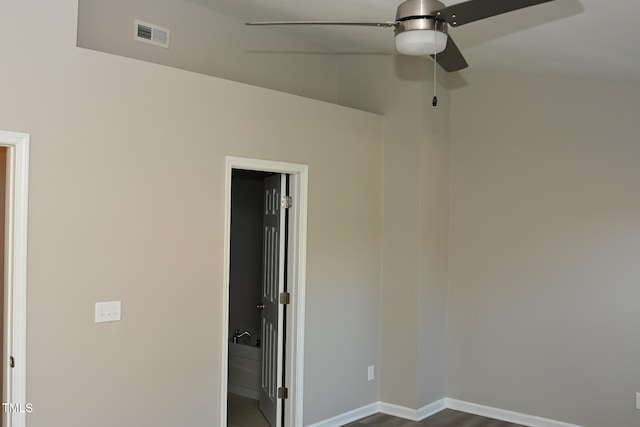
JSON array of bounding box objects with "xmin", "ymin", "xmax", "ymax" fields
[
  {"xmin": 95, "ymin": 301, "xmax": 122, "ymax": 323},
  {"xmin": 636, "ymin": 392, "xmax": 640, "ymax": 410},
  {"xmin": 367, "ymin": 365, "xmax": 375, "ymax": 382}
]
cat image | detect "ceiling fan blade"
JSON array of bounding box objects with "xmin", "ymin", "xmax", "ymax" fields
[
  {"xmin": 431, "ymin": 36, "xmax": 468, "ymax": 72},
  {"xmin": 246, "ymin": 20, "xmax": 396, "ymax": 28},
  {"xmin": 433, "ymin": 0, "xmax": 556, "ymax": 27}
]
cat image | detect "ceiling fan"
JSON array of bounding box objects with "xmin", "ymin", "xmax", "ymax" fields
[{"xmin": 246, "ymin": 0, "xmax": 557, "ymax": 73}]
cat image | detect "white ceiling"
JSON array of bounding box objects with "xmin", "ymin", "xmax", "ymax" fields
[{"xmin": 197, "ymin": 0, "xmax": 640, "ymax": 83}]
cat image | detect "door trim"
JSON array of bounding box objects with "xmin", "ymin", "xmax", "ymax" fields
[
  {"xmin": 0, "ymin": 131, "xmax": 29, "ymax": 427},
  {"xmin": 222, "ymin": 156, "xmax": 308, "ymax": 427}
]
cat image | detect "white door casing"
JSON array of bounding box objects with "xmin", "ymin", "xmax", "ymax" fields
[
  {"xmin": 222, "ymin": 156, "xmax": 308, "ymax": 427},
  {"xmin": 259, "ymin": 174, "xmax": 287, "ymax": 426},
  {"xmin": 0, "ymin": 131, "xmax": 29, "ymax": 427}
]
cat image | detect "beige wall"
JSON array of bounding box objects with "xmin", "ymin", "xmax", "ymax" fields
[
  {"xmin": 78, "ymin": 0, "xmax": 339, "ymax": 103},
  {"xmin": 417, "ymin": 76, "xmax": 450, "ymax": 409},
  {"xmin": 449, "ymin": 70, "xmax": 640, "ymax": 427},
  {"xmin": 338, "ymin": 54, "xmax": 450, "ymax": 410},
  {"xmin": 1, "ymin": 1, "xmax": 382, "ymax": 426},
  {"xmin": 9, "ymin": 0, "xmax": 638, "ymax": 425}
]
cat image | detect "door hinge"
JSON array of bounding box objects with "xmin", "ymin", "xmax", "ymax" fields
[
  {"xmin": 279, "ymin": 292, "xmax": 291, "ymax": 305},
  {"xmin": 277, "ymin": 387, "xmax": 289, "ymax": 399},
  {"xmin": 281, "ymin": 195, "xmax": 293, "ymax": 209},
  {"xmin": 9, "ymin": 356, "xmax": 14, "ymax": 368}
]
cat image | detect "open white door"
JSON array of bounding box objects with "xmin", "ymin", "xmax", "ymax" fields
[{"xmin": 259, "ymin": 174, "xmax": 287, "ymax": 427}]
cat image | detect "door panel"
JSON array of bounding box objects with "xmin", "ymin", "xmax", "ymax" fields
[{"xmin": 259, "ymin": 174, "xmax": 286, "ymax": 427}]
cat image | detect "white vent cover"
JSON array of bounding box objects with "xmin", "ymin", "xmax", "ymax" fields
[{"xmin": 134, "ymin": 19, "xmax": 170, "ymax": 48}]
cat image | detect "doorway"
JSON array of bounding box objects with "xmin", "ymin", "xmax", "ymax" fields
[
  {"xmin": 227, "ymin": 169, "xmax": 278, "ymax": 427},
  {"xmin": 222, "ymin": 157, "xmax": 308, "ymax": 427},
  {"xmin": 0, "ymin": 131, "xmax": 30, "ymax": 427}
]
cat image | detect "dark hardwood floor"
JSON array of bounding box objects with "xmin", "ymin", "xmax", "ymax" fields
[{"xmin": 343, "ymin": 409, "xmax": 526, "ymax": 427}]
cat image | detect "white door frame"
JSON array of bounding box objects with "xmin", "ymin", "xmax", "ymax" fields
[
  {"xmin": 0, "ymin": 131, "xmax": 29, "ymax": 427},
  {"xmin": 221, "ymin": 156, "xmax": 308, "ymax": 427}
]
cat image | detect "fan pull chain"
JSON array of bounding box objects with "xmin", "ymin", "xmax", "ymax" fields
[
  {"xmin": 432, "ymin": 19, "xmax": 438, "ymax": 107},
  {"xmin": 433, "ymin": 55, "xmax": 438, "ymax": 107}
]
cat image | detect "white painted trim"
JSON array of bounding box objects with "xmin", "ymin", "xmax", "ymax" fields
[
  {"xmin": 305, "ymin": 402, "xmax": 379, "ymax": 427},
  {"xmin": 306, "ymin": 397, "xmax": 582, "ymax": 427},
  {"xmin": 379, "ymin": 398, "xmax": 446, "ymax": 421},
  {"xmin": 417, "ymin": 398, "xmax": 448, "ymax": 420},
  {"xmin": 0, "ymin": 131, "xmax": 29, "ymax": 427},
  {"xmin": 378, "ymin": 401, "xmax": 419, "ymax": 421},
  {"xmin": 286, "ymin": 165, "xmax": 309, "ymax": 427},
  {"xmin": 228, "ymin": 384, "xmax": 260, "ymax": 401},
  {"xmin": 446, "ymin": 399, "xmax": 584, "ymax": 427},
  {"xmin": 221, "ymin": 156, "xmax": 308, "ymax": 427},
  {"xmin": 305, "ymin": 399, "xmax": 446, "ymax": 427}
]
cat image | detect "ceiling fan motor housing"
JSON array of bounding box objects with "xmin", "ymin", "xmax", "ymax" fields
[{"xmin": 394, "ymin": 0, "xmax": 449, "ymax": 36}]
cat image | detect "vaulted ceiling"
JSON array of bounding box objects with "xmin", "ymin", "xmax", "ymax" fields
[{"xmin": 194, "ymin": 0, "xmax": 640, "ymax": 83}]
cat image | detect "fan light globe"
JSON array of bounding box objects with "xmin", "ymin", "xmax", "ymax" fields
[{"xmin": 395, "ymin": 30, "xmax": 448, "ymax": 56}]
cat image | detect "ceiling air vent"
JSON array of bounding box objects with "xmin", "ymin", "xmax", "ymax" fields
[{"xmin": 134, "ymin": 19, "xmax": 170, "ymax": 48}]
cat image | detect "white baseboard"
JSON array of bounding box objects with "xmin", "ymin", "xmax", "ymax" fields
[
  {"xmin": 379, "ymin": 398, "xmax": 446, "ymax": 421},
  {"xmin": 418, "ymin": 398, "xmax": 448, "ymax": 420},
  {"xmin": 305, "ymin": 398, "xmax": 446, "ymax": 427},
  {"xmin": 305, "ymin": 402, "xmax": 379, "ymax": 427},
  {"xmin": 377, "ymin": 401, "xmax": 418, "ymax": 421},
  {"xmin": 227, "ymin": 384, "xmax": 259, "ymax": 400},
  {"xmin": 446, "ymin": 399, "xmax": 584, "ymax": 427},
  {"xmin": 305, "ymin": 397, "xmax": 582, "ymax": 427}
]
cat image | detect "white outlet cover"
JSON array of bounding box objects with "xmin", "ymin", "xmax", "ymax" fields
[
  {"xmin": 95, "ymin": 301, "xmax": 122, "ymax": 323},
  {"xmin": 367, "ymin": 365, "xmax": 375, "ymax": 381}
]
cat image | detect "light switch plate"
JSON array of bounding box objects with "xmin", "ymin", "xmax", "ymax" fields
[
  {"xmin": 367, "ymin": 365, "xmax": 375, "ymax": 382},
  {"xmin": 95, "ymin": 301, "xmax": 121, "ymax": 323},
  {"xmin": 636, "ymin": 392, "xmax": 640, "ymax": 410}
]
